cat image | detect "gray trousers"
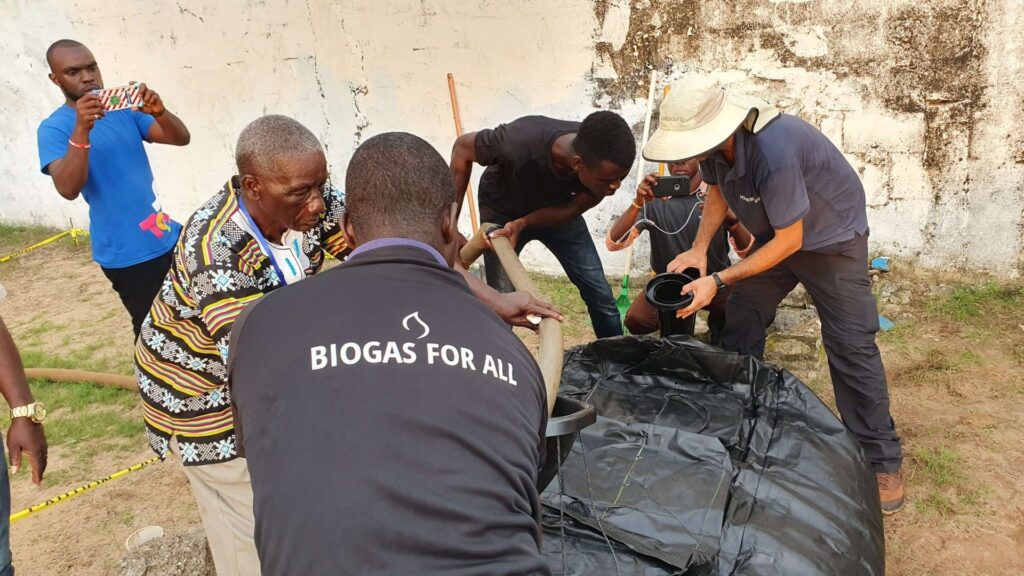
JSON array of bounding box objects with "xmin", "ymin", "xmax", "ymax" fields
[{"xmin": 721, "ymin": 233, "xmax": 903, "ymax": 473}]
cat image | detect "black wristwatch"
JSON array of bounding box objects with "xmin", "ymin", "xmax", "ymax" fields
[{"xmin": 711, "ymin": 272, "xmax": 728, "ymax": 290}]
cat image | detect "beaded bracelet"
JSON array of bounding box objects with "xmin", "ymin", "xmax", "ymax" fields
[{"xmin": 68, "ymin": 139, "xmax": 91, "ymax": 149}]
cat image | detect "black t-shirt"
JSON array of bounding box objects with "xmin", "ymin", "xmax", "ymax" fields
[
  {"xmin": 636, "ymin": 191, "xmax": 731, "ymax": 275},
  {"xmin": 475, "ymin": 116, "xmax": 591, "ymax": 224},
  {"xmin": 230, "ymin": 243, "xmax": 550, "ymax": 576}
]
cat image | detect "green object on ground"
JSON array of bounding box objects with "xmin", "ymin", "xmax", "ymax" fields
[{"xmin": 616, "ymin": 273, "xmax": 631, "ymax": 334}]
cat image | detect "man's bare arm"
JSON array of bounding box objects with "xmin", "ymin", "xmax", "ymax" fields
[
  {"xmin": 0, "ymin": 316, "xmax": 47, "ymax": 484},
  {"xmin": 450, "ymin": 131, "xmax": 479, "ymax": 216}
]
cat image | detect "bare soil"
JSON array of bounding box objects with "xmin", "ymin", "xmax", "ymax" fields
[{"xmin": 1, "ymin": 239, "xmax": 1022, "ymax": 575}]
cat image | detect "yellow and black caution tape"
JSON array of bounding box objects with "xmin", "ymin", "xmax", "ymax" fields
[
  {"xmin": 0, "ymin": 228, "xmax": 88, "ymax": 264},
  {"xmin": 9, "ymin": 455, "xmax": 160, "ymax": 523}
]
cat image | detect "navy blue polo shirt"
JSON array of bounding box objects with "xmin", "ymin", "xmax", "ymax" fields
[{"xmin": 699, "ymin": 114, "xmax": 868, "ymax": 251}]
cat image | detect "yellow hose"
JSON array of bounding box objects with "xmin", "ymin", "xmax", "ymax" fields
[{"xmin": 460, "ymin": 224, "xmax": 563, "ymax": 415}]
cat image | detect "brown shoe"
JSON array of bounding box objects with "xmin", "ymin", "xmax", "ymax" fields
[{"xmin": 876, "ymin": 470, "xmax": 905, "ymax": 515}]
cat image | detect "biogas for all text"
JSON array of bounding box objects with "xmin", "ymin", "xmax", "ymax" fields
[{"xmin": 309, "ymin": 340, "xmax": 518, "ymax": 385}]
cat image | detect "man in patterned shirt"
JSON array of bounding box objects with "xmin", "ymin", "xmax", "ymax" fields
[
  {"xmin": 135, "ymin": 115, "xmax": 562, "ymax": 574},
  {"xmin": 133, "ymin": 115, "xmax": 341, "ymax": 574}
]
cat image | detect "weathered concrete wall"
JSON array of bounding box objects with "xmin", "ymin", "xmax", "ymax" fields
[{"xmin": 2, "ymin": 0, "xmax": 1023, "ymax": 276}]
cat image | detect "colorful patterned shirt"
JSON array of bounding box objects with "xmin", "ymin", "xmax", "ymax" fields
[{"xmin": 134, "ymin": 177, "xmax": 349, "ymax": 465}]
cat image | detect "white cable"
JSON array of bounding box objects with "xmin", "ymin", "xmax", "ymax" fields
[{"xmin": 635, "ymin": 195, "xmax": 704, "ymax": 237}]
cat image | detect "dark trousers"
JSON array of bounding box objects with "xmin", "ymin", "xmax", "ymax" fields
[
  {"xmin": 101, "ymin": 249, "xmax": 175, "ymax": 340},
  {"xmin": 721, "ymin": 233, "xmax": 902, "ymax": 473},
  {"xmin": 484, "ymin": 215, "xmax": 623, "ymax": 339}
]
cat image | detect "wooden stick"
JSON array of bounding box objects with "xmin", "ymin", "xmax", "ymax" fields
[
  {"xmin": 447, "ymin": 73, "xmax": 480, "ymax": 234},
  {"xmin": 659, "ymin": 85, "xmax": 671, "ymax": 177},
  {"xmin": 624, "ymin": 71, "xmax": 660, "ymax": 280}
]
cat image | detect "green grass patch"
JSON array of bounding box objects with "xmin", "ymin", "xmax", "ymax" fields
[
  {"xmin": 957, "ymin": 350, "xmax": 984, "ymax": 367},
  {"xmin": 911, "ymin": 446, "xmax": 963, "ymax": 487},
  {"xmin": 16, "ymin": 319, "xmax": 65, "ymax": 346},
  {"xmin": 892, "ymin": 348, "xmax": 958, "ymax": 386},
  {"xmin": 0, "ymin": 224, "xmax": 64, "ymax": 253},
  {"xmin": 914, "ymin": 490, "xmax": 957, "ymax": 517},
  {"xmin": 0, "ymin": 379, "xmax": 140, "ymax": 446},
  {"xmin": 938, "ymin": 283, "xmax": 1024, "ymax": 320},
  {"xmin": 2, "ymin": 379, "xmax": 142, "ymax": 490},
  {"xmin": 11, "ymin": 313, "xmax": 133, "ymax": 375},
  {"xmin": 957, "ymin": 487, "xmax": 983, "ymax": 510},
  {"xmin": 531, "ymin": 272, "xmax": 599, "ymax": 341},
  {"xmin": 0, "ymin": 224, "xmax": 90, "ymax": 263},
  {"xmin": 878, "ymin": 321, "xmax": 914, "ymax": 351},
  {"xmin": 18, "ymin": 344, "xmax": 132, "ymax": 376},
  {"xmin": 905, "ymin": 446, "xmax": 995, "ymax": 518}
]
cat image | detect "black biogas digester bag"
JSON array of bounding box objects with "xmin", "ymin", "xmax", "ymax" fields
[{"xmin": 541, "ymin": 337, "xmax": 884, "ymax": 575}]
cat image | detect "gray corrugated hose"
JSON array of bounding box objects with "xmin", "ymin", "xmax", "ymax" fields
[{"xmin": 461, "ymin": 223, "xmax": 563, "ymax": 415}]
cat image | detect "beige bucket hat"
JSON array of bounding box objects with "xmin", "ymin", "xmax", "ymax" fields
[{"xmin": 642, "ymin": 75, "xmax": 780, "ymax": 162}]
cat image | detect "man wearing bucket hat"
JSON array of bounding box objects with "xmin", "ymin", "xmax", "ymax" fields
[{"xmin": 644, "ymin": 75, "xmax": 904, "ymax": 514}]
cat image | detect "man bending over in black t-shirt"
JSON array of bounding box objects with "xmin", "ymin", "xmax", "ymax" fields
[
  {"xmin": 451, "ymin": 113, "xmax": 635, "ymax": 339},
  {"xmin": 229, "ymin": 132, "xmax": 551, "ymax": 576}
]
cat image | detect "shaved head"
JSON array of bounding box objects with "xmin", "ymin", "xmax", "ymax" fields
[{"xmin": 46, "ymin": 39, "xmax": 86, "ymax": 70}]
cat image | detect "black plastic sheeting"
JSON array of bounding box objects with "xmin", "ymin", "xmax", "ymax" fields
[{"xmin": 541, "ymin": 337, "xmax": 884, "ymax": 575}]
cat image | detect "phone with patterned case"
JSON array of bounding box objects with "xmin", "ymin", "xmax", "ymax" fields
[{"xmin": 93, "ymin": 84, "xmax": 143, "ymax": 111}]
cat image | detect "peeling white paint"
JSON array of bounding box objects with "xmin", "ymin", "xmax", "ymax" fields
[
  {"xmin": 597, "ymin": 0, "xmax": 632, "ymax": 53},
  {"xmin": 778, "ymin": 25, "xmax": 830, "ymax": 59}
]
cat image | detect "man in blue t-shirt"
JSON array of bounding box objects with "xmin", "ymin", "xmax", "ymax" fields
[{"xmin": 37, "ymin": 39, "xmax": 191, "ymax": 338}]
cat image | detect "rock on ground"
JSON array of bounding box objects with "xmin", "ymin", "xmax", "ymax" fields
[{"xmin": 119, "ymin": 528, "xmax": 214, "ymax": 576}]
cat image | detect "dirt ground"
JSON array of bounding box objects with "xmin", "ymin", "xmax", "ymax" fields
[{"xmin": 0, "ymin": 236, "xmax": 1022, "ymax": 575}]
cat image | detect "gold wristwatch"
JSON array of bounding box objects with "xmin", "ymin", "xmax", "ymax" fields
[{"xmin": 10, "ymin": 402, "xmax": 46, "ymax": 424}]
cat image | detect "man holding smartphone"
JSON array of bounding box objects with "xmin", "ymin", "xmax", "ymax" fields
[
  {"xmin": 37, "ymin": 39, "xmax": 191, "ymax": 339},
  {"xmin": 606, "ymin": 159, "xmax": 751, "ymax": 340},
  {"xmin": 644, "ymin": 75, "xmax": 904, "ymax": 514}
]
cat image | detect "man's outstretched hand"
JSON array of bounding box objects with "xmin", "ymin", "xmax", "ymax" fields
[
  {"xmin": 7, "ymin": 418, "xmax": 47, "ymax": 485},
  {"xmin": 492, "ymin": 291, "xmax": 563, "ymax": 330}
]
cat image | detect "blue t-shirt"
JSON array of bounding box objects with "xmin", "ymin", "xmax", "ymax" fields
[{"xmin": 37, "ymin": 105, "xmax": 180, "ymax": 268}]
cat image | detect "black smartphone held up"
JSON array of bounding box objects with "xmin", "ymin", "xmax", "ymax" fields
[{"xmin": 652, "ymin": 175, "xmax": 691, "ymax": 198}]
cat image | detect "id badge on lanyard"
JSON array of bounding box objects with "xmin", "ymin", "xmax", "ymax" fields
[{"xmin": 232, "ymin": 183, "xmax": 295, "ymax": 287}]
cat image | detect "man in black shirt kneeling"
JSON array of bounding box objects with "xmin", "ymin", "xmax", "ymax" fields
[{"xmin": 229, "ymin": 132, "xmax": 550, "ymax": 576}]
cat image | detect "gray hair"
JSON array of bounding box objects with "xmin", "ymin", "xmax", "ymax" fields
[{"xmin": 235, "ymin": 115, "xmax": 324, "ymax": 175}]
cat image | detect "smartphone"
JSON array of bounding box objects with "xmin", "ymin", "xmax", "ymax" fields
[
  {"xmin": 93, "ymin": 84, "xmax": 143, "ymax": 111},
  {"xmin": 652, "ymin": 175, "xmax": 691, "ymax": 197}
]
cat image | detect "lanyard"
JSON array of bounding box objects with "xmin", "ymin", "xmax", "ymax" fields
[{"xmin": 230, "ymin": 182, "xmax": 295, "ymax": 287}]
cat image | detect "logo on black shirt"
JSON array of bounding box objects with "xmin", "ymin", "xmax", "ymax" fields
[{"xmin": 402, "ymin": 311, "xmax": 430, "ymax": 339}]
